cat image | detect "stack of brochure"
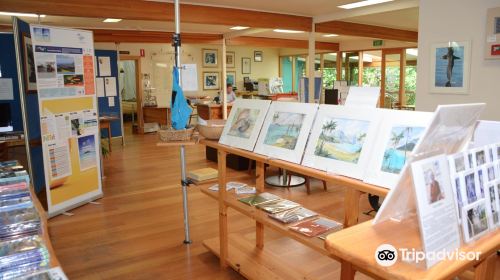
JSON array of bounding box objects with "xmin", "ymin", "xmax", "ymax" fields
[
  {"xmin": 289, "ymin": 217, "xmax": 343, "ymax": 237},
  {"xmin": 257, "ymin": 199, "xmax": 300, "ymax": 214},
  {"xmin": 269, "ymin": 207, "xmax": 318, "ymax": 224},
  {"xmin": 238, "ymin": 192, "xmax": 281, "ymax": 206},
  {"xmin": 0, "ymin": 161, "xmax": 55, "ymax": 279}
]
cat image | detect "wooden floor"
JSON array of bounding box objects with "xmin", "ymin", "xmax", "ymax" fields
[{"xmin": 47, "ymin": 125, "xmax": 500, "ymax": 280}]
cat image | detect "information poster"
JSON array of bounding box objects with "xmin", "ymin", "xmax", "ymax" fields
[{"xmin": 31, "ymin": 25, "xmax": 102, "ymax": 217}]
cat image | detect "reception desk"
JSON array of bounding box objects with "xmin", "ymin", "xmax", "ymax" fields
[{"xmin": 197, "ymin": 103, "xmax": 232, "ymax": 120}]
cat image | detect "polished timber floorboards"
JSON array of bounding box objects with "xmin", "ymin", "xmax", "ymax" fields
[{"xmin": 48, "ymin": 127, "xmax": 500, "ymax": 279}]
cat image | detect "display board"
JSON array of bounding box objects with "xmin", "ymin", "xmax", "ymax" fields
[{"xmin": 30, "ymin": 25, "xmax": 102, "ymax": 216}]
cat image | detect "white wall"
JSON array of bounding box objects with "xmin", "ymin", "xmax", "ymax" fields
[
  {"xmin": 416, "ymin": 0, "xmax": 500, "ymax": 120},
  {"xmin": 94, "ymin": 42, "xmax": 279, "ymax": 107}
]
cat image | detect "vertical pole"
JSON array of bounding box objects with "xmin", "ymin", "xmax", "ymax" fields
[
  {"xmin": 222, "ymin": 38, "xmax": 227, "ymax": 119},
  {"xmin": 174, "ymin": 0, "xmax": 191, "ymax": 245},
  {"xmin": 218, "ymin": 150, "xmax": 228, "ymax": 268},
  {"xmin": 115, "ymin": 43, "xmax": 125, "ymax": 146},
  {"xmin": 12, "ymin": 17, "xmax": 34, "ymax": 184},
  {"xmin": 307, "ymin": 22, "xmax": 315, "ymax": 103},
  {"xmin": 358, "ymin": 51, "xmax": 364, "ymax": 86}
]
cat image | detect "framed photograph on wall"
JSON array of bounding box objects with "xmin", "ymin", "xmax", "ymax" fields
[
  {"xmin": 203, "ymin": 72, "xmax": 219, "ymax": 90},
  {"xmin": 202, "ymin": 49, "xmax": 218, "ymax": 67},
  {"xmin": 22, "ymin": 33, "xmax": 37, "ymax": 94},
  {"xmin": 242, "ymin": 57, "xmax": 251, "ymax": 74},
  {"xmin": 226, "ymin": 51, "xmax": 235, "ymax": 68},
  {"xmin": 254, "ymin": 51, "xmax": 263, "ymax": 62},
  {"xmin": 430, "ymin": 41, "xmax": 471, "ymax": 94},
  {"xmin": 485, "ymin": 7, "xmax": 500, "ymax": 59},
  {"xmin": 226, "ymin": 71, "xmax": 236, "ymax": 87}
]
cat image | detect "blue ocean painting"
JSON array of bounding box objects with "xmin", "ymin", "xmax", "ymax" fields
[
  {"xmin": 314, "ymin": 117, "xmax": 370, "ymax": 163},
  {"xmin": 381, "ymin": 126, "xmax": 425, "ymax": 174},
  {"xmin": 434, "ymin": 46, "xmax": 464, "ymax": 87},
  {"xmin": 263, "ymin": 112, "xmax": 305, "ymax": 150}
]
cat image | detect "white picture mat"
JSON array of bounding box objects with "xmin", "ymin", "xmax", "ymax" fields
[
  {"xmin": 472, "ymin": 120, "xmax": 500, "ymax": 148},
  {"xmin": 461, "ymin": 199, "xmax": 490, "ymax": 243},
  {"xmin": 302, "ymin": 105, "xmax": 381, "ymax": 180},
  {"xmin": 411, "ymin": 155, "xmax": 461, "ymax": 268},
  {"xmin": 374, "ymin": 103, "xmax": 486, "ymax": 224},
  {"xmin": 219, "ymin": 99, "xmax": 271, "ymax": 151},
  {"xmin": 254, "ymin": 102, "xmax": 318, "ymax": 164},
  {"xmin": 364, "ymin": 109, "xmax": 434, "ymax": 189},
  {"xmin": 344, "ymin": 86, "xmax": 380, "ymax": 108},
  {"xmin": 429, "ymin": 41, "xmax": 471, "ymax": 94}
]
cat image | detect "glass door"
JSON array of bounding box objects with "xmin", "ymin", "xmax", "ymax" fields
[{"xmin": 381, "ymin": 50, "xmax": 404, "ymax": 108}]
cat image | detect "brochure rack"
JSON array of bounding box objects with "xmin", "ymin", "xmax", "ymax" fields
[{"xmin": 198, "ymin": 139, "xmax": 389, "ymax": 279}]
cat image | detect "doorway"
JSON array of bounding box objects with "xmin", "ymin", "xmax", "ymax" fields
[
  {"xmin": 381, "ymin": 49, "xmax": 405, "ymax": 108},
  {"xmin": 119, "ymin": 56, "xmax": 143, "ymax": 134}
]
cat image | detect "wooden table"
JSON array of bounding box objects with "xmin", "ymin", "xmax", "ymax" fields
[
  {"xmin": 99, "ymin": 116, "xmax": 120, "ymax": 152},
  {"xmin": 325, "ymin": 218, "xmax": 500, "ymax": 280},
  {"xmin": 143, "ymin": 106, "xmax": 170, "ymax": 126},
  {"xmin": 199, "ymin": 139, "xmax": 389, "ymax": 278},
  {"xmin": 197, "ymin": 104, "xmax": 232, "ymax": 120}
]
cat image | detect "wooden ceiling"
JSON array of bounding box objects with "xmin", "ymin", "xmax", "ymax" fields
[{"xmin": 0, "ymin": 0, "xmax": 418, "ymax": 45}]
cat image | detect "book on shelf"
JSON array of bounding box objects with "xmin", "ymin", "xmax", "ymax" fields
[
  {"xmin": 238, "ymin": 192, "xmax": 281, "ymax": 206},
  {"xmin": 208, "ymin": 181, "xmax": 248, "ymax": 192},
  {"xmin": 289, "ymin": 217, "xmax": 343, "ymax": 237},
  {"xmin": 257, "ymin": 199, "xmax": 300, "ymax": 214},
  {"xmin": 187, "ymin": 168, "xmax": 218, "ymax": 182},
  {"xmin": 317, "ymin": 224, "xmax": 344, "ymax": 240},
  {"xmin": 235, "ymin": 186, "xmax": 256, "ymax": 195},
  {"xmin": 20, "ymin": 267, "xmax": 68, "ymax": 280},
  {"xmin": 269, "ymin": 207, "xmax": 318, "ymax": 224}
]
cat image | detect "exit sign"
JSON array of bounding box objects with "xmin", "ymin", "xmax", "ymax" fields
[{"xmin": 373, "ymin": 40, "xmax": 384, "ymax": 47}]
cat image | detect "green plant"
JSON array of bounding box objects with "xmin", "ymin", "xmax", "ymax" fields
[{"xmin": 101, "ymin": 141, "xmax": 110, "ymax": 158}]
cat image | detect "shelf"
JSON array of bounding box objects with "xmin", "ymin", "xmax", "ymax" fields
[
  {"xmin": 203, "ymin": 233, "xmax": 342, "ymax": 280},
  {"xmin": 200, "ymin": 184, "xmax": 338, "ymax": 258}
]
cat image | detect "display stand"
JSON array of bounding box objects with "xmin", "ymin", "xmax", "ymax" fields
[{"xmin": 198, "ymin": 139, "xmax": 389, "ymax": 278}]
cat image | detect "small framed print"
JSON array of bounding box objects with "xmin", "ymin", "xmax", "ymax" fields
[
  {"xmin": 254, "ymin": 51, "xmax": 263, "ymax": 62},
  {"xmin": 242, "ymin": 57, "xmax": 251, "ymax": 74},
  {"xmin": 22, "ymin": 33, "xmax": 37, "ymax": 94},
  {"xmin": 448, "ymin": 152, "xmax": 467, "ymax": 174},
  {"xmin": 226, "ymin": 51, "xmax": 235, "ymax": 68},
  {"xmin": 203, "ymin": 72, "xmax": 219, "ymax": 90},
  {"xmin": 486, "ymin": 182, "xmax": 500, "ymax": 227},
  {"xmin": 461, "ymin": 199, "xmax": 490, "ymax": 243},
  {"xmin": 430, "ymin": 41, "xmax": 471, "ymax": 94},
  {"xmin": 202, "ymin": 49, "xmax": 218, "ymax": 67}
]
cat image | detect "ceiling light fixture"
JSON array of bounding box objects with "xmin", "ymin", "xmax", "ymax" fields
[
  {"xmin": 103, "ymin": 18, "xmax": 122, "ymax": 23},
  {"xmin": 322, "ymin": 34, "xmax": 339, "ymax": 37},
  {"xmin": 230, "ymin": 26, "xmax": 249, "ymax": 30},
  {"xmin": 338, "ymin": 0, "xmax": 394, "ymax": 10},
  {"xmin": 273, "ymin": 29, "xmax": 304, "ymax": 34},
  {"xmin": 0, "ymin": 12, "xmax": 46, "ymax": 18}
]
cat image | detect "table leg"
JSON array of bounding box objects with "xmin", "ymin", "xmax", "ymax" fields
[
  {"xmin": 344, "ymin": 188, "xmax": 361, "ymax": 227},
  {"xmin": 340, "ymin": 261, "xmax": 356, "ymax": 280},
  {"xmin": 474, "ymin": 253, "xmax": 496, "ymax": 280},
  {"xmin": 107, "ymin": 126, "xmax": 112, "ymax": 153},
  {"xmin": 217, "ymin": 150, "xmax": 228, "ymax": 268},
  {"xmin": 256, "ymin": 161, "xmax": 265, "ymax": 249}
]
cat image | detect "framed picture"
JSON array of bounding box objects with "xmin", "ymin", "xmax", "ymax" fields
[
  {"xmin": 254, "ymin": 51, "xmax": 263, "ymax": 62},
  {"xmin": 203, "ymin": 72, "xmax": 219, "ymax": 90},
  {"xmin": 461, "ymin": 199, "xmax": 490, "ymax": 243},
  {"xmin": 254, "ymin": 102, "xmax": 318, "ymax": 164},
  {"xmin": 219, "ymin": 99, "xmax": 272, "ymax": 151},
  {"xmin": 485, "ymin": 7, "xmax": 500, "ymax": 59},
  {"xmin": 430, "ymin": 41, "xmax": 471, "ymax": 94},
  {"xmin": 226, "ymin": 71, "xmax": 236, "ymax": 87},
  {"xmin": 302, "ymin": 105, "xmax": 381, "ymax": 180},
  {"xmin": 22, "ymin": 33, "xmax": 37, "ymax": 94},
  {"xmin": 202, "ymin": 49, "xmax": 218, "ymax": 67},
  {"xmin": 226, "ymin": 51, "xmax": 235, "ymax": 68},
  {"xmin": 242, "ymin": 57, "xmax": 251, "ymax": 74},
  {"xmin": 363, "ymin": 110, "xmax": 433, "ymax": 189}
]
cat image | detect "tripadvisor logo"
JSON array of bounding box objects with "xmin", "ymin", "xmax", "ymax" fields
[{"xmin": 375, "ymin": 244, "xmax": 398, "ymax": 267}]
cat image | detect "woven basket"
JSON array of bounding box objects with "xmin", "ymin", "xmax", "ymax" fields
[
  {"xmin": 197, "ymin": 119, "xmax": 226, "ymax": 140},
  {"xmin": 158, "ymin": 126, "xmax": 195, "ymax": 142}
]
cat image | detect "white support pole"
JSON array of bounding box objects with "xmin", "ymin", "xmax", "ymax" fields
[
  {"xmin": 308, "ymin": 23, "xmax": 316, "ymax": 103},
  {"xmin": 222, "ymin": 38, "xmax": 227, "ymax": 119}
]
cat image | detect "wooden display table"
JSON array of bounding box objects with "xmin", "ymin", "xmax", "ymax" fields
[
  {"xmin": 197, "ymin": 104, "xmax": 232, "ymax": 120},
  {"xmin": 99, "ymin": 115, "xmax": 120, "ymax": 152},
  {"xmin": 199, "ymin": 139, "xmax": 390, "ymax": 278},
  {"xmin": 143, "ymin": 106, "xmax": 170, "ymax": 126},
  {"xmin": 325, "ymin": 218, "xmax": 500, "ymax": 280}
]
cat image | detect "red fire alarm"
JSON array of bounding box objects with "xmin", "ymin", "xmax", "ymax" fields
[
  {"xmin": 491, "ymin": 45, "xmax": 500, "ymax": 56},
  {"xmin": 140, "ymin": 49, "xmax": 145, "ymax": 57}
]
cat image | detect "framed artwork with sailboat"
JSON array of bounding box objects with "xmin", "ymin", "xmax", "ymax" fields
[{"xmin": 430, "ymin": 41, "xmax": 471, "ymax": 94}]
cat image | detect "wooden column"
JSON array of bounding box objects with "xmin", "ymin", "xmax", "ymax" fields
[
  {"xmin": 222, "ymin": 38, "xmax": 227, "ymax": 119},
  {"xmin": 399, "ymin": 49, "xmax": 406, "ymax": 107},
  {"xmin": 474, "ymin": 253, "xmax": 497, "ymax": 280},
  {"xmin": 307, "ymin": 22, "xmax": 315, "ymax": 103},
  {"xmin": 380, "ymin": 53, "xmax": 387, "ymax": 108},
  {"xmin": 344, "ymin": 188, "xmax": 361, "ymax": 227},
  {"xmin": 358, "ymin": 51, "xmax": 364, "ymax": 86},
  {"xmin": 217, "ymin": 150, "xmax": 228, "ymax": 268},
  {"xmin": 255, "ymin": 161, "xmax": 265, "ymax": 249},
  {"xmin": 336, "ymin": 51, "xmax": 342, "ymax": 81}
]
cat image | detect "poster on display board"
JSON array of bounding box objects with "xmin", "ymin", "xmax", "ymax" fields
[{"xmin": 30, "ymin": 24, "xmax": 102, "ymax": 217}]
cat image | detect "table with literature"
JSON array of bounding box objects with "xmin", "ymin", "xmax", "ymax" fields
[
  {"xmin": 0, "ymin": 160, "xmax": 67, "ymax": 279},
  {"xmin": 198, "ymin": 139, "xmax": 390, "ymax": 279}
]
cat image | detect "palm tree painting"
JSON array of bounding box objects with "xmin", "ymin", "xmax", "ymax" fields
[
  {"xmin": 381, "ymin": 126, "xmax": 425, "ymax": 174},
  {"xmin": 314, "ymin": 117, "xmax": 370, "ymax": 163},
  {"xmin": 263, "ymin": 112, "xmax": 305, "ymax": 150}
]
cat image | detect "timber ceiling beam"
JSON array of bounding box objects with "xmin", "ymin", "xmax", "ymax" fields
[
  {"xmin": 0, "ymin": 0, "xmax": 312, "ymax": 31},
  {"xmin": 315, "ymin": 21, "xmax": 418, "ymax": 42},
  {"xmin": 227, "ymin": 36, "xmax": 339, "ymax": 51}
]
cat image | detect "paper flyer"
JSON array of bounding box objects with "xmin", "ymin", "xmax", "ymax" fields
[
  {"xmin": 96, "ymin": 77, "xmax": 105, "ymax": 97},
  {"xmin": 104, "ymin": 77, "xmax": 117, "ymax": 96},
  {"xmin": 98, "ymin": 56, "xmax": 111, "ymax": 77},
  {"xmin": 46, "ymin": 142, "xmax": 72, "ymax": 181},
  {"xmin": 108, "ymin": 97, "xmax": 115, "ymax": 107},
  {"xmin": 77, "ymin": 134, "xmax": 97, "ymax": 171}
]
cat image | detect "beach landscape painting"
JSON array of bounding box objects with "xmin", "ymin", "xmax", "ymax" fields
[
  {"xmin": 381, "ymin": 126, "xmax": 425, "ymax": 174},
  {"xmin": 314, "ymin": 117, "xmax": 369, "ymax": 163},
  {"xmin": 263, "ymin": 112, "xmax": 305, "ymax": 150},
  {"xmin": 227, "ymin": 108, "xmax": 260, "ymax": 139}
]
